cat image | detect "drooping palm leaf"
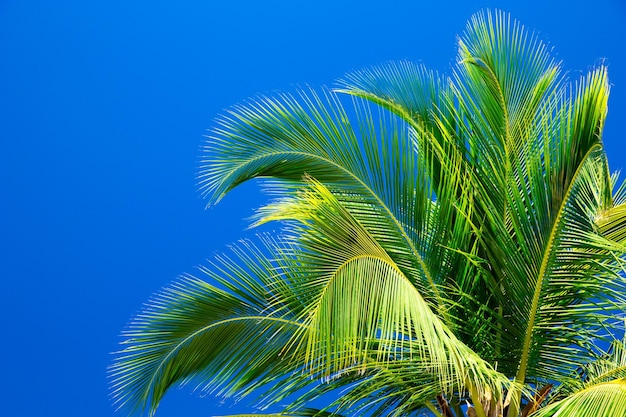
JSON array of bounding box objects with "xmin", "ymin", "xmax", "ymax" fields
[
  {"xmin": 110, "ymin": 240, "xmax": 309, "ymax": 416},
  {"xmin": 255, "ymin": 178, "xmax": 512, "ymax": 412},
  {"xmin": 200, "ymin": 87, "xmax": 470, "ymax": 318}
]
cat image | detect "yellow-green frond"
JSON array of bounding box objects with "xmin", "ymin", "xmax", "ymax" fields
[{"xmin": 531, "ymin": 379, "xmax": 626, "ymax": 417}]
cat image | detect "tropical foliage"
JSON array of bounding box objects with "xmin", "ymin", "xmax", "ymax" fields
[{"xmin": 110, "ymin": 10, "xmax": 626, "ymax": 417}]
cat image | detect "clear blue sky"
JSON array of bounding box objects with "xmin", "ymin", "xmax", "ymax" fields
[{"xmin": 0, "ymin": 1, "xmax": 624, "ymax": 416}]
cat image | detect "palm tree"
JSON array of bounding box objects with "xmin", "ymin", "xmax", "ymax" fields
[{"xmin": 110, "ymin": 10, "xmax": 626, "ymax": 417}]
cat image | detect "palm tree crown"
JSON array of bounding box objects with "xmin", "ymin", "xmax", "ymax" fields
[{"xmin": 110, "ymin": 9, "xmax": 626, "ymax": 417}]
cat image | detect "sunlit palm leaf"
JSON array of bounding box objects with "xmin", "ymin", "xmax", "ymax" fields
[
  {"xmin": 530, "ymin": 379, "xmax": 626, "ymax": 417},
  {"xmin": 597, "ymin": 203, "xmax": 626, "ymax": 245},
  {"xmin": 256, "ymin": 178, "xmax": 511, "ymax": 410},
  {"xmin": 550, "ymin": 336, "xmax": 626, "ymax": 400},
  {"xmin": 201, "ymin": 87, "xmax": 468, "ymax": 316}
]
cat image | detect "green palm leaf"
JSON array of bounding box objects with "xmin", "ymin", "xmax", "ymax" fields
[
  {"xmin": 109, "ymin": 240, "xmax": 308, "ymax": 416},
  {"xmin": 531, "ymin": 379, "xmax": 626, "ymax": 417},
  {"xmin": 255, "ymin": 178, "xmax": 512, "ymax": 411},
  {"xmin": 201, "ymin": 87, "xmax": 469, "ymax": 316}
]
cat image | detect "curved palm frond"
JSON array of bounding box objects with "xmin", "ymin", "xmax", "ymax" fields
[
  {"xmin": 255, "ymin": 178, "xmax": 512, "ymax": 410},
  {"xmin": 334, "ymin": 61, "xmax": 481, "ymax": 316},
  {"xmin": 578, "ymin": 339, "xmax": 626, "ymax": 388},
  {"xmin": 201, "ymin": 87, "xmax": 468, "ymax": 316},
  {"xmin": 549, "ymin": 335, "xmax": 626, "ymax": 401},
  {"xmin": 333, "ymin": 11, "xmax": 565, "ymax": 367},
  {"xmin": 335, "ymin": 60, "xmax": 449, "ymax": 132},
  {"xmin": 455, "ymin": 9, "xmax": 561, "ymax": 156},
  {"xmin": 530, "ymin": 379, "xmax": 626, "ymax": 417},
  {"xmin": 109, "ymin": 239, "xmax": 309, "ymax": 416},
  {"xmin": 334, "ymin": 58, "xmax": 470, "ymax": 250}
]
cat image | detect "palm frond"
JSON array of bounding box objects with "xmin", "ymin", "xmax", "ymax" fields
[
  {"xmin": 202, "ymin": 87, "xmax": 465, "ymax": 315},
  {"xmin": 530, "ymin": 379, "xmax": 626, "ymax": 417},
  {"xmin": 456, "ymin": 9, "xmax": 561, "ymax": 152},
  {"xmin": 255, "ymin": 178, "xmax": 511, "ymax": 407},
  {"xmin": 550, "ymin": 335, "xmax": 626, "ymax": 399},
  {"xmin": 109, "ymin": 240, "xmax": 307, "ymax": 416},
  {"xmin": 335, "ymin": 60, "xmax": 449, "ymax": 129}
]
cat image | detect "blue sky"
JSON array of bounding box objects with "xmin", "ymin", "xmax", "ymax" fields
[{"xmin": 0, "ymin": 1, "xmax": 624, "ymax": 416}]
